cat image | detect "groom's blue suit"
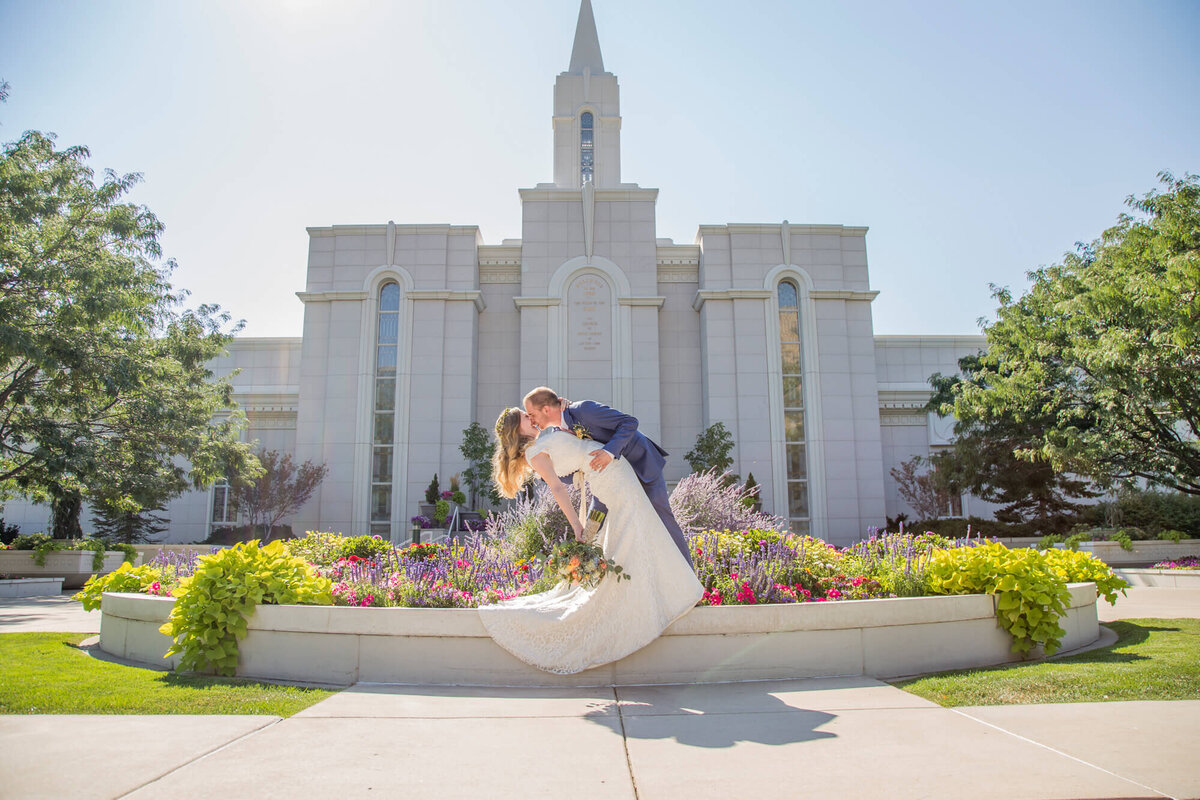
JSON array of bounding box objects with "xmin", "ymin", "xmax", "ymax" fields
[{"xmin": 549, "ymin": 400, "xmax": 693, "ymax": 567}]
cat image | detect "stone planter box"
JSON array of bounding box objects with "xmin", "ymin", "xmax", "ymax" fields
[
  {"xmin": 0, "ymin": 577, "xmax": 65, "ymax": 597},
  {"xmin": 0, "ymin": 550, "xmax": 128, "ymax": 589},
  {"xmin": 1062, "ymin": 540, "xmax": 1199, "ymax": 566},
  {"xmin": 1114, "ymin": 568, "xmax": 1200, "ymax": 588},
  {"xmin": 98, "ymin": 583, "xmax": 1101, "ymax": 688}
]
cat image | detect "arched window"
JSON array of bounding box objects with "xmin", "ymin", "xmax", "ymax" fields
[
  {"xmin": 580, "ymin": 112, "xmax": 594, "ymax": 184},
  {"xmin": 778, "ymin": 280, "xmax": 809, "ymax": 534},
  {"xmin": 370, "ymin": 282, "xmax": 400, "ymax": 537}
]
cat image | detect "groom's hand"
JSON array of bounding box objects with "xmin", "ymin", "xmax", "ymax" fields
[{"xmin": 588, "ymin": 449, "xmax": 613, "ymax": 472}]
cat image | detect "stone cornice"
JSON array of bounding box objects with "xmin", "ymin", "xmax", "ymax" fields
[
  {"xmin": 878, "ymin": 383, "xmax": 934, "ymax": 411},
  {"xmin": 406, "ymin": 290, "xmax": 486, "ymax": 311},
  {"xmin": 618, "ymin": 296, "xmax": 666, "ymax": 308},
  {"xmin": 875, "ymin": 334, "xmax": 988, "ymax": 347},
  {"xmin": 306, "ymin": 224, "xmax": 480, "ymax": 237},
  {"xmin": 656, "ymin": 244, "xmax": 700, "ymax": 266},
  {"xmin": 691, "ymin": 288, "xmax": 774, "ymax": 311},
  {"xmin": 810, "ymin": 290, "xmax": 880, "ymax": 302},
  {"xmin": 695, "ymin": 223, "xmax": 869, "ymax": 238},
  {"xmin": 477, "ymin": 245, "xmax": 522, "ymax": 267},
  {"xmin": 296, "ymin": 290, "xmax": 369, "ymax": 303},
  {"xmin": 228, "ymin": 337, "xmax": 303, "ymax": 350},
  {"xmin": 514, "ymin": 296, "xmax": 562, "ymax": 308},
  {"xmin": 518, "ymin": 187, "xmax": 659, "ymax": 203}
]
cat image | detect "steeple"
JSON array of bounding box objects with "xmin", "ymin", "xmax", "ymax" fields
[{"xmin": 568, "ymin": 0, "xmax": 606, "ymax": 75}]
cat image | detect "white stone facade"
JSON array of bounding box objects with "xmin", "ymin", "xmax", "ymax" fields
[{"xmin": 0, "ymin": 1, "xmax": 997, "ymax": 546}]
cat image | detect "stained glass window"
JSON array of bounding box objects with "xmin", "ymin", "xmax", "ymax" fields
[
  {"xmin": 371, "ymin": 282, "xmax": 400, "ymax": 537},
  {"xmin": 779, "ymin": 280, "xmax": 808, "ymax": 535}
]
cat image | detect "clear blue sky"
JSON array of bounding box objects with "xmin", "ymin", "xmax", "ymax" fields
[{"xmin": 2, "ymin": 0, "xmax": 1197, "ymax": 338}]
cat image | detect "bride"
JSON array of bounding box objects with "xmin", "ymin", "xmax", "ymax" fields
[{"xmin": 478, "ymin": 407, "xmax": 704, "ymax": 675}]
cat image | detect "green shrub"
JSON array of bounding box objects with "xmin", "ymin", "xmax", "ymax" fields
[
  {"xmin": 926, "ymin": 542, "xmax": 1071, "ymax": 656},
  {"xmin": 73, "ymin": 562, "xmax": 176, "ymax": 611},
  {"xmin": 1158, "ymin": 529, "xmax": 1186, "ymax": 543},
  {"xmin": 1041, "ymin": 547, "xmax": 1128, "ymax": 605},
  {"xmin": 1081, "ymin": 488, "xmax": 1200, "ymax": 538},
  {"xmin": 159, "ymin": 540, "xmax": 332, "ymax": 676},
  {"xmin": 434, "ymin": 499, "xmax": 450, "ymax": 526},
  {"xmin": 337, "ymin": 535, "xmax": 393, "ymax": 561},
  {"xmin": 282, "ymin": 531, "xmax": 348, "ymax": 566}
]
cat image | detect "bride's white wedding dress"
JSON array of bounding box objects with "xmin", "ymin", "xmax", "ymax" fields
[{"xmin": 478, "ymin": 430, "xmax": 705, "ymax": 674}]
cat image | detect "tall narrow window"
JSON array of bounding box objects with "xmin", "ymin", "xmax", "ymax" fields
[
  {"xmin": 580, "ymin": 112, "xmax": 594, "ymax": 184},
  {"xmin": 778, "ymin": 280, "xmax": 809, "ymax": 535},
  {"xmin": 211, "ymin": 477, "xmax": 237, "ymax": 532},
  {"xmin": 370, "ymin": 282, "xmax": 400, "ymax": 537}
]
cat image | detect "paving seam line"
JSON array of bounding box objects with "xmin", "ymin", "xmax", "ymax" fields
[
  {"xmin": 114, "ymin": 716, "xmax": 283, "ymax": 799},
  {"xmin": 947, "ymin": 708, "xmax": 1175, "ymax": 799},
  {"xmin": 612, "ymin": 687, "xmax": 640, "ymax": 800}
]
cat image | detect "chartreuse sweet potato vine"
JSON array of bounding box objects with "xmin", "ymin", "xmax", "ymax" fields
[
  {"xmin": 159, "ymin": 540, "xmax": 332, "ymax": 676},
  {"xmin": 926, "ymin": 542, "xmax": 1125, "ymax": 656}
]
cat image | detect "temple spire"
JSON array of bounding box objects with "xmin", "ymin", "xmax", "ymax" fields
[{"xmin": 568, "ymin": 0, "xmax": 605, "ymax": 75}]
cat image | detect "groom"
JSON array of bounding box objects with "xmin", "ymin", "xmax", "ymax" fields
[{"xmin": 523, "ymin": 386, "xmax": 693, "ymax": 567}]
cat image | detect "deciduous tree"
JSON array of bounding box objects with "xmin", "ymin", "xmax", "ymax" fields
[
  {"xmin": 228, "ymin": 449, "xmax": 328, "ymax": 540},
  {"xmin": 945, "ymin": 173, "xmax": 1200, "ymax": 496},
  {"xmin": 0, "ymin": 101, "xmax": 258, "ymax": 518}
]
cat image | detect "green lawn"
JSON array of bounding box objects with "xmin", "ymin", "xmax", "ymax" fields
[
  {"xmin": 893, "ymin": 618, "xmax": 1200, "ymax": 706},
  {"xmin": 0, "ymin": 633, "xmax": 337, "ymax": 715}
]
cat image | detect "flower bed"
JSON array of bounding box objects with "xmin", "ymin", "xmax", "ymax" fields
[
  {"xmin": 96, "ymin": 583, "xmax": 1103, "ymax": 686},
  {"xmin": 76, "ymin": 477, "xmax": 1128, "ymax": 678},
  {"xmin": 1153, "ymin": 555, "xmax": 1200, "ymax": 570}
]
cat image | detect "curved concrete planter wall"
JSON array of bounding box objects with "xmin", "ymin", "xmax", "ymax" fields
[
  {"xmin": 99, "ymin": 584, "xmax": 1100, "ymax": 687},
  {"xmin": 1116, "ymin": 568, "xmax": 1200, "ymax": 588},
  {"xmin": 0, "ymin": 551, "xmax": 127, "ymax": 589}
]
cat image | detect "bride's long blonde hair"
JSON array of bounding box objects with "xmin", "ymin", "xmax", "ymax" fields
[{"xmin": 492, "ymin": 407, "xmax": 535, "ymax": 499}]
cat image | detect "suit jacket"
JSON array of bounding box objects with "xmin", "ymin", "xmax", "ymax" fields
[{"xmin": 558, "ymin": 400, "xmax": 668, "ymax": 485}]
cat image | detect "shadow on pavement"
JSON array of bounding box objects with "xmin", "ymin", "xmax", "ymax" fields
[{"xmin": 587, "ymin": 685, "xmax": 838, "ymax": 749}]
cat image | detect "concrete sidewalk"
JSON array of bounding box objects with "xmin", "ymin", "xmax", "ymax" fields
[
  {"xmin": 2, "ymin": 681, "xmax": 1197, "ymax": 799},
  {"xmin": 2, "ymin": 587, "xmax": 1198, "ymax": 799}
]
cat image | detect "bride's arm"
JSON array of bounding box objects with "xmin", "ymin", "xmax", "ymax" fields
[{"xmin": 527, "ymin": 451, "xmax": 584, "ymax": 541}]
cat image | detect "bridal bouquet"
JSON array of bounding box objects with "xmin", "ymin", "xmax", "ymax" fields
[{"xmin": 545, "ymin": 538, "xmax": 630, "ymax": 589}]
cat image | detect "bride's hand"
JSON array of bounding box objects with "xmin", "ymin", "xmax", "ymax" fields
[{"xmin": 572, "ymin": 522, "xmax": 585, "ymax": 542}]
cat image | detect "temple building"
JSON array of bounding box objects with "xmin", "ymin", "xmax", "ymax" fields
[{"xmin": 5, "ymin": 0, "xmax": 993, "ymax": 545}]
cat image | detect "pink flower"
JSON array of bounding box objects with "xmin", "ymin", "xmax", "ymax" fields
[
  {"xmin": 827, "ymin": 588, "xmax": 842, "ymax": 600},
  {"xmin": 735, "ymin": 582, "xmax": 757, "ymax": 604}
]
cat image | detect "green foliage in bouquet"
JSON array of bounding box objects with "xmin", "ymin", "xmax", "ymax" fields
[
  {"xmin": 73, "ymin": 562, "xmax": 177, "ymax": 611},
  {"xmin": 159, "ymin": 540, "xmax": 332, "ymax": 676},
  {"xmin": 926, "ymin": 542, "xmax": 1070, "ymax": 656},
  {"xmin": 537, "ymin": 539, "xmax": 629, "ymax": 589}
]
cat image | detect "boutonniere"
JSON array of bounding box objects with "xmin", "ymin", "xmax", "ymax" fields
[{"xmin": 571, "ymin": 424, "xmax": 592, "ymax": 441}]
